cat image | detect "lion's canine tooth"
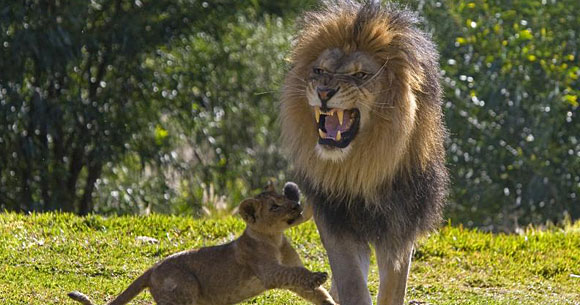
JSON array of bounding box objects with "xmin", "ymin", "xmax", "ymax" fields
[
  {"xmin": 315, "ymin": 107, "xmax": 321, "ymax": 123},
  {"xmin": 336, "ymin": 130, "xmax": 342, "ymax": 141},
  {"xmin": 337, "ymin": 109, "xmax": 344, "ymax": 125},
  {"xmin": 318, "ymin": 128, "xmax": 326, "ymax": 138}
]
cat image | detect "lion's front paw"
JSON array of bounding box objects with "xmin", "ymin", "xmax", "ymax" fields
[{"xmin": 308, "ymin": 271, "xmax": 328, "ymax": 289}]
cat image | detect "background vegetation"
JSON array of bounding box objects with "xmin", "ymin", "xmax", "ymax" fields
[{"xmin": 1, "ymin": 0, "xmax": 579, "ymax": 230}]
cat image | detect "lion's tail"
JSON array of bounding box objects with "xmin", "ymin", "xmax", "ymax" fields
[{"xmin": 68, "ymin": 269, "xmax": 152, "ymax": 305}]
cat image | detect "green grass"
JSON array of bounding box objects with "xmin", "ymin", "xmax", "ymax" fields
[{"xmin": 0, "ymin": 213, "xmax": 578, "ymax": 305}]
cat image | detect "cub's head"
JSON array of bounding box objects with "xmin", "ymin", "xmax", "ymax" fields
[{"xmin": 238, "ymin": 182, "xmax": 303, "ymax": 233}]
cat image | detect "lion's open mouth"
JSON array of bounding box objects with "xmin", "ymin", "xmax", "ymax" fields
[{"xmin": 314, "ymin": 107, "xmax": 360, "ymax": 148}]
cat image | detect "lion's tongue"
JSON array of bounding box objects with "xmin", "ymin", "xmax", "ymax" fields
[{"xmin": 324, "ymin": 111, "xmax": 351, "ymax": 138}]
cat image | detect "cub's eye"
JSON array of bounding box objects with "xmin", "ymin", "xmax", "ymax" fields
[
  {"xmin": 353, "ymin": 72, "xmax": 369, "ymax": 80},
  {"xmin": 313, "ymin": 68, "xmax": 324, "ymax": 75},
  {"xmin": 269, "ymin": 204, "xmax": 281, "ymax": 212}
]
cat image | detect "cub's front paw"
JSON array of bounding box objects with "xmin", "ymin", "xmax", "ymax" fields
[{"xmin": 308, "ymin": 271, "xmax": 328, "ymax": 289}]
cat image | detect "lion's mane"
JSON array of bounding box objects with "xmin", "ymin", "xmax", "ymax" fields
[{"xmin": 280, "ymin": 1, "xmax": 448, "ymax": 264}]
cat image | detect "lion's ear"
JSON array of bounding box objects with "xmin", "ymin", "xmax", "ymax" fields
[
  {"xmin": 283, "ymin": 182, "xmax": 300, "ymax": 202},
  {"xmin": 239, "ymin": 199, "xmax": 258, "ymax": 224}
]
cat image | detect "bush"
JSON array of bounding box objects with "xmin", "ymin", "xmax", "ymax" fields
[
  {"xmin": 93, "ymin": 14, "xmax": 295, "ymax": 215},
  {"xmin": 414, "ymin": 0, "xmax": 580, "ymax": 228}
]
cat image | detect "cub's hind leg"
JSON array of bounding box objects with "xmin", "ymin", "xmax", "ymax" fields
[{"xmin": 149, "ymin": 265, "xmax": 201, "ymax": 305}]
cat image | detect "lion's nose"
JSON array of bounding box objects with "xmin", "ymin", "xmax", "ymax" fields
[{"xmin": 317, "ymin": 87, "xmax": 339, "ymax": 110}]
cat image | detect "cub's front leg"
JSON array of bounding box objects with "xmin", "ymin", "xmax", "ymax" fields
[
  {"xmin": 256, "ymin": 264, "xmax": 328, "ymax": 291},
  {"xmin": 280, "ymin": 243, "xmax": 337, "ymax": 305},
  {"xmin": 290, "ymin": 286, "xmax": 338, "ymax": 305}
]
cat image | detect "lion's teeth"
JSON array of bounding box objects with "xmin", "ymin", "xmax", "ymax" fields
[
  {"xmin": 318, "ymin": 129, "xmax": 326, "ymax": 138},
  {"xmin": 337, "ymin": 109, "xmax": 344, "ymax": 125},
  {"xmin": 336, "ymin": 130, "xmax": 342, "ymax": 141},
  {"xmin": 314, "ymin": 107, "xmax": 320, "ymax": 123}
]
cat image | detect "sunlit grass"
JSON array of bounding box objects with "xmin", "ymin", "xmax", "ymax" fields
[{"xmin": 0, "ymin": 213, "xmax": 578, "ymax": 304}]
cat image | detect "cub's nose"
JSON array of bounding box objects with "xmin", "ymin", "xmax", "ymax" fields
[{"xmin": 317, "ymin": 87, "xmax": 339, "ymax": 110}]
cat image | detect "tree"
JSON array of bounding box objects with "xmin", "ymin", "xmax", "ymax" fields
[
  {"xmin": 414, "ymin": 0, "xmax": 580, "ymax": 228},
  {"xmin": 0, "ymin": 0, "xmax": 223, "ymax": 213},
  {"xmin": 0, "ymin": 0, "xmax": 313, "ymax": 214}
]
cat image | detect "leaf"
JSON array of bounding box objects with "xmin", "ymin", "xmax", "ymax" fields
[
  {"xmin": 154, "ymin": 125, "xmax": 169, "ymax": 145},
  {"xmin": 564, "ymin": 94, "xmax": 578, "ymax": 107},
  {"xmin": 456, "ymin": 37, "xmax": 467, "ymax": 45},
  {"xmin": 518, "ymin": 29, "xmax": 533, "ymax": 40}
]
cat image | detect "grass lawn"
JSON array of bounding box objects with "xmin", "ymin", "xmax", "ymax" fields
[{"xmin": 0, "ymin": 212, "xmax": 578, "ymax": 305}]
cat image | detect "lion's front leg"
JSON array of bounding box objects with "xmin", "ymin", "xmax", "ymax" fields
[
  {"xmin": 375, "ymin": 245, "xmax": 413, "ymax": 305},
  {"xmin": 316, "ymin": 218, "xmax": 372, "ymax": 305}
]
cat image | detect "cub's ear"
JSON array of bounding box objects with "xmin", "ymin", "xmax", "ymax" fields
[
  {"xmin": 263, "ymin": 180, "xmax": 276, "ymax": 193},
  {"xmin": 239, "ymin": 199, "xmax": 258, "ymax": 224},
  {"xmin": 283, "ymin": 182, "xmax": 300, "ymax": 202}
]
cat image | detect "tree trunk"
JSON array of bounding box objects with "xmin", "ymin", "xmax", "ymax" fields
[
  {"xmin": 19, "ymin": 168, "xmax": 32, "ymax": 212},
  {"xmin": 35, "ymin": 90, "xmax": 51, "ymax": 210},
  {"xmin": 61, "ymin": 145, "xmax": 84, "ymax": 212},
  {"xmin": 78, "ymin": 160, "xmax": 102, "ymax": 215}
]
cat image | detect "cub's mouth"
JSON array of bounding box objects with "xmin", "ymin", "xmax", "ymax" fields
[
  {"xmin": 314, "ymin": 107, "xmax": 360, "ymax": 148},
  {"xmin": 286, "ymin": 210, "xmax": 303, "ymax": 225}
]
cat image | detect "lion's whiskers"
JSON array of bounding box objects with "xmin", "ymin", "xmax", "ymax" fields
[
  {"xmin": 359, "ymin": 58, "xmax": 389, "ymax": 87},
  {"xmin": 356, "ymin": 101, "xmax": 394, "ymax": 122},
  {"xmin": 285, "ymin": 70, "xmax": 308, "ymax": 84},
  {"xmin": 352, "ymin": 85, "xmax": 394, "ymax": 122}
]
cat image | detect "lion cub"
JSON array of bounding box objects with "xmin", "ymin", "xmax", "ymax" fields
[{"xmin": 68, "ymin": 182, "xmax": 336, "ymax": 305}]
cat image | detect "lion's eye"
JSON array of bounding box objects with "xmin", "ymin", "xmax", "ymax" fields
[
  {"xmin": 313, "ymin": 68, "xmax": 324, "ymax": 75},
  {"xmin": 353, "ymin": 72, "xmax": 369, "ymax": 80},
  {"xmin": 270, "ymin": 204, "xmax": 281, "ymax": 211}
]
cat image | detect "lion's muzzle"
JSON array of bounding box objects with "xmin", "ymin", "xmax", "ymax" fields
[{"xmin": 314, "ymin": 107, "xmax": 360, "ymax": 148}]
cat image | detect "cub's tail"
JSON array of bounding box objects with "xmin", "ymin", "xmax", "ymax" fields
[
  {"xmin": 68, "ymin": 269, "xmax": 152, "ymax": 305},
  {"xmin": 67, "ymin": 291, "xmax": 94, "ymax": 305}
]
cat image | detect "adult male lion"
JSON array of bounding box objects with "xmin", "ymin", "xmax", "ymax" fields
[{"xmin": 280, "ymin": 1, "xmax": 448, "ymax": 305}]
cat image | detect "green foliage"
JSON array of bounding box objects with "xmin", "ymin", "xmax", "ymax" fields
[
  {"xmin": 411, "ymin": 0, "xmax": 580, "ymax": 228},
  {"xmin": 0, "ymin": 0, "xmax": 305, "ymax": 215},
  {"xmin": 1, "ymin": 213, "xmax": 578, "ymax": 304},
  {"xmin": 0, "ymin": 0, "xmax": 201, "ymax": 213},
  {"xmin": 91, "ymin": 13, "xmax": 295, "ymax": 215}
]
